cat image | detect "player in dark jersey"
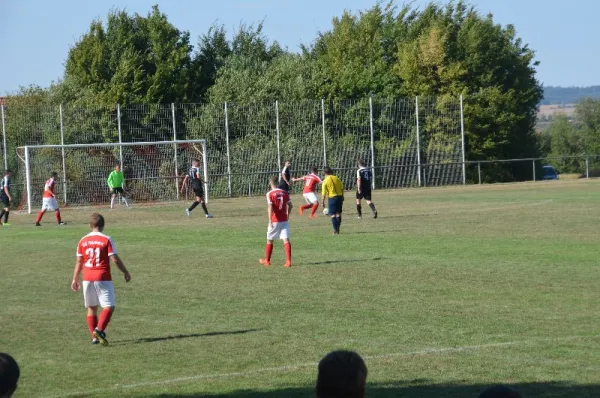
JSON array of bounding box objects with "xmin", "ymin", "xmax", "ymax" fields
[
  {"xmin": 278, "ymin": 161, "xmax": 292, "ymax": 193},
  {"xmin": 356, "ymin": 160, "xmax": 377, "ymax": 219},
  {"xmin": 0, "ymin": 170, "xmax": 13, "ymax": 226},
  {"xmin": 181, "ymin": 159, "xmax": 213, "ymax": 218}
]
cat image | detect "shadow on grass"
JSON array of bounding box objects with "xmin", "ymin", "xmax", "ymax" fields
[
  {"xmin": 306, "ymin": 257, "xmax": 385, "ymax": 265},
  {"xmin": 113, "ymin": 329, "xmax": 262, "ymax": 345},
  {"xmin": 145, "ymin": 381, "xmax": 600, "ymax": 398}
]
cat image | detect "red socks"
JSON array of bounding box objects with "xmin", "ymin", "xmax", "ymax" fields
[
  {"xmin": 265, "ymin": 243, "xmax": 274, "ymax": 262},
  {"xmin": 97, "ymin": 308, "xmax": 113, "ymax": 331},
  {"xmin": 55, "ymin": 210, "xmax": 62, "ymax": 224},
  {"xmin": 310, "ymin": 203, "xmax": 319, "ymax": 216},
  {"xmin": 86, "ymin": 315, "xmax": 98, "ymax": 336},
  {"xmin": 35, "ymin": 211, "xmax": 44, "ymax": 223},
  {"xmin": 300, "ymin": 204, "xmax": 312, "ymax": 211},
  {"xmin": 284, "ymin": 242, "xmax": 292, "ymax": 263}
]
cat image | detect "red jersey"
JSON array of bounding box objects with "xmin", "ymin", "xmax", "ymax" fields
[
  {"xmin": 267, "ymin": 188, "xmax": 291, "ymax": 222},
  {"xmin": 43, "ymin": 178, "xmax": 55, "ymax": 198},
  {"xmin": 302, "ymin": 173, "xmax": 322, "ymax": 194},
  {"xmin": 77, "ymin": 232, "xmax": 117, "ymax": 281}
]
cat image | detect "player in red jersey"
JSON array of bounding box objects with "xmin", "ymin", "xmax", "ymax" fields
[
  {"xmin": 293, "ymin": 167, "xmax": 322, "ymax": 219},
  {"xmin": 34, "ymin": 172, "xmax": 65, "ymax": 226},
  {"xmin": 260, "ymin": 176, "xmax": 293, "ymax": 268},
  {"xmin": 71, "ymin": 213, "xmax": 131, "ymax": 345}
]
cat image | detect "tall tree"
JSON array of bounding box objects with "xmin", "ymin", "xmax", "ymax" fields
[{"xmin": 63, "ymin": 5, "xmax": 193, "ymax": 104}]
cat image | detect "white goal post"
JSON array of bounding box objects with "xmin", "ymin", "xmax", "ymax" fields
[{"xmin": 16, "ymin": 139, "xmax": 208, "ymax": 214}]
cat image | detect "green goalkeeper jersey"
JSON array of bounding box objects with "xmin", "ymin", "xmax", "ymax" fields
[{"xmin": 107, "ymin": 170, "xmax": 125, "ymax": 189}]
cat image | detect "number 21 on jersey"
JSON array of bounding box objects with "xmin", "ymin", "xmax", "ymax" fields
[{"xmin": 84, "ymin": 248, "xmax": 100, "ymax": 267}]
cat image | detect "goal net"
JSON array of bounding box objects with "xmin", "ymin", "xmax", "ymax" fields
[{"xmin": 16, "ymin": 139, "xmax": 208, "ymax": 213}]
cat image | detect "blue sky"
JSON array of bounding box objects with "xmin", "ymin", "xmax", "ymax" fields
[{"xmin": 0, "ymin": 0, "xmax": 598, "ymax": 94}]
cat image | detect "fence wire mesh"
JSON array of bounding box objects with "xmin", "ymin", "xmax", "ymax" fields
[{"xmin": 2, "ymin": 97, "xmax": 467, "ymax": 207}]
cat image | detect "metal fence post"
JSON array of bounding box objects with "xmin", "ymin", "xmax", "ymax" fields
[
  {"xmin": 532, "ymin": 159, "xmax": 536, "ymax": 181},
  {"xmin": 478, "ymin": 162, "xmax": 482, "ymax": 184},
  {"xmin": 321, "ymin": 99, "xmax": 327, "ymax": 167},
  {"xmin": 415, "ymin": 96, "xmax": 422, "ymax": 187},
  {"xmin": 275, "ymin": 100, "xmax": 281, "ymax": 171},
  {"xmin": 586, "ymin": 157, "xmax": 589, "ymax": 178},
  {"xmin": 117, "ymin": 104, "xmax": 123, "ymax": 169},
  {"xmin": 59, "ymin": 104, "xmax": 68, "ymax": 204},
  {"xmin": 1, "ymin": 105, "xmax": 7, "ymax": 170},
  {"xmin": 171, "ymin": 103, "xmax": 179, "ymax": 200},
  {"xmin": 460, "ymin": 95, "xmax": 466, "ymax": 185},
  {"xmin": 224, "ymin": 102, "xmax": 232, "ymax": 197},
  {"xmin": 369, "ymin": 96, "xmax": 376, "ymax": 190}
]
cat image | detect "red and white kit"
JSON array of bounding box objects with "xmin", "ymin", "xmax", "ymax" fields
[
  {"xmin": 301, "ymin": 173, "xmax": 321, "ymax": 204},
  {"xmin": 42, "ymin": 177, "xmax": 59, "ymax": 211},
  {"xmin": 266, "ymin": 188, "xmax": 291, "ymax": 240},
  {"xmin": 76, "ymin": 232, "xmax": 117, "ymax": 307}
]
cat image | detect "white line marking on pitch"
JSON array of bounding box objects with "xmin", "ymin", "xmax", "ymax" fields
[{"xmin": 54, "ymin": 334, "xmax": 599, "ymax": 397}]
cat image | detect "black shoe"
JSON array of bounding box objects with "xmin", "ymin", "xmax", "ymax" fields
[
  {"xmin": 373, "ymin": 211, "xmax": 378, "ymax": 219},
  {"xmin": 35, "ymin": 222, "xmax": 41, "ymax": 226},
  {"xmin": 92, "ymin": 338, "xmax": 100, "ymax": 345},
  {"xmin": 93, "ymin": 328, "xmax": 108, "ymax": 346}
]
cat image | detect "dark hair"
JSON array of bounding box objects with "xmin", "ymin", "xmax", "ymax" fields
[
  {"xmin": 192, "ymin": 158, "xmax": 200, "ymax": 164},
  {"xmin": 316, "ymin": 350, "xmax": 367, "ymax": 398},
  {"xmin": 312, "ymin": 167, "xmax": 318, "ymax": 174},
  {"xmin": 89, "ymin": 213, "xmax": 105, "ymax": 229},
  {"xmin": 357, "ymin": 160, "xmax": 365, "ymax": 167},
  {"xmin": 0, "ymin": 353, "xmax": 20, "ymax": 397},
  {"xmin": 51, "ymin": 171, "xmax": 58, "ymax": 178},
  {"xmin": 269, "ymin": 176, "xmax": 279, "ymax": 187},
  {"xmin": 479, "ymin": 385, "xmax": 522, "ymax": 398},
  {"xmin": 4, "ymin": 170, "xmax": 10, "ymax": 175},
  {"xmin": 324, "ymin": 167, "xmax": 333, "ymax": 175}
]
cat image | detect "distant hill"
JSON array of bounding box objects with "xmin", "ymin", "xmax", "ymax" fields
[{"xmin": 542, "ymin": 86, "xmax": 600, "ymax": 105}]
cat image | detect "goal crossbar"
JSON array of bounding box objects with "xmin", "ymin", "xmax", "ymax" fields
[{"xmin": 17, "ymin": 139, "xmax": 208, "ymax": 213}]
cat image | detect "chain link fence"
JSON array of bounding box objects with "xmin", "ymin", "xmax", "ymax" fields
[{"xmin": 1, "ymin": 97, "xmax": 465, "ymax": 206}]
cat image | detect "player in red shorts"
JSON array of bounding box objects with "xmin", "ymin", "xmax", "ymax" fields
[
  {"xmin": 71, "ymin": 213, "xmax": 131, "ymax": 345},
  {"xmin": 34, "ymin": 171, "xmax": 65, "ymax": 226},
  {"xmin": 260, "ymin": 176, "xmax": 293, "ymax": 268},
  {"xmin": 293, "ymin": 167, "xmax": 322, "ymax": 219}
]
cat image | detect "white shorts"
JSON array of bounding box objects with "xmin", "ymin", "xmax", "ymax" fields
[
  {"xmin": 303, "ymin": 192, "xmax": 318, "ymax": 204},
  {"xmin": 82, "ymin": 281, "xmax": 115, "ymax": 308},
  {"xmin": 42, "ymin": 197, "xmax": 59, "ymax": 211},
  {"xmin": 267, "ymin": 221, "xmax": 290, "ymax": 241}
]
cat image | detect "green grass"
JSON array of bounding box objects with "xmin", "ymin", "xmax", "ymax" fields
[{"xmin": 1, "ymin": 180, "xmax": 599, "ymax": 397}]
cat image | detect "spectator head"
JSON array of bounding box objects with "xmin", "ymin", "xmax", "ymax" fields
[
  {"xmin": 324, "ymin": 167, "xmax": 334, "ymax": 176},
  {"xmin": 479, "ymin": 385, "xmax": 522, "ymax": 398},
  {"xmin": 316, "ymin": 350, "xmax": 367, "ymax": 398},
  {"xmin": 0, "ymin": 353, "xmax": 20, "ymax": 398}
]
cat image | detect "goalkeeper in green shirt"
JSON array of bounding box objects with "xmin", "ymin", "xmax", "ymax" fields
[{"xmin": 107, "ymin": 165, "xmax": 130, "ymax": 209}]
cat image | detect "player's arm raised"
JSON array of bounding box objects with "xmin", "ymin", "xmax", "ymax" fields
[
  {"xmin": 71, "ymin": 257, "xmax": 83, "ymax": 292},
  {"xmin": 111, "ymin": 254, "xmax": 131, "ymax": 283}
]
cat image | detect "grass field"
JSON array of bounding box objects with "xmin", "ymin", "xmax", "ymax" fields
[{"xmin": 1, "ymin": 180, "xmax": 599, "ymax": 397}]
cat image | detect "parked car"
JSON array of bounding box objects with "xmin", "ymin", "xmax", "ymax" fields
[{"xmin": 543, "ymin": 165, "xmax": 559, "ymax": 180}]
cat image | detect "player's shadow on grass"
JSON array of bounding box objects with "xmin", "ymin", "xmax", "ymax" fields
[
  {"xmin": 114, "ymin": 328, "xmax": 262, "ymax": 345},
  {"xmin": 144, "ymin": 380, "xmax": 600, "ymax": 398},
  {"xmin": 306, "ymin": 257, "xmax": 385, "ymax": 265}
]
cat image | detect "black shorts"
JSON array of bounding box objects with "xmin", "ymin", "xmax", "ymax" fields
[
  {"xmin": 111, "ymin": 187, "xmax": 125, "ymax": 194},
  {"xmin": 328, "ymin": 196, "xmax": 344, "ymax": 215},
  {"xmin": 0, "ymin": 195, "xmax": 9, "ymax": 208},
  {"xmin": 192, "ymin": 182, "xmax": 204, "ymax": 198},
  {"xmin": 278, "ymin": 181, "xmax": 290, "ymax": 193},
  {"xmin": 356, "ymin": 190, "xmax": 372, "ymax": 201}
]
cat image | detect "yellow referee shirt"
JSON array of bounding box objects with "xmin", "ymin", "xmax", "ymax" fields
[{"xmin": 322, "ymin": 175, "xmax": 344, "ymax": 198}]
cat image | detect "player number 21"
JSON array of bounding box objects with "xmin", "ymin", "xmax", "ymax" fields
[{"xmin": 84, "ymin": 248, "xmax": 100, "ymax": 267}]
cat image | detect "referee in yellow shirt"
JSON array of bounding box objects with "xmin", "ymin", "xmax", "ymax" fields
[{"xmin": 321, "ymin": 167, "xmax": 344, "ymax": 235}]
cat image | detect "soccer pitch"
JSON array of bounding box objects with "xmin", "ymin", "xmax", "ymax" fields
[{"xmin": 1, "ymin": 181, "xmax": 599, "ymax": 397}]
